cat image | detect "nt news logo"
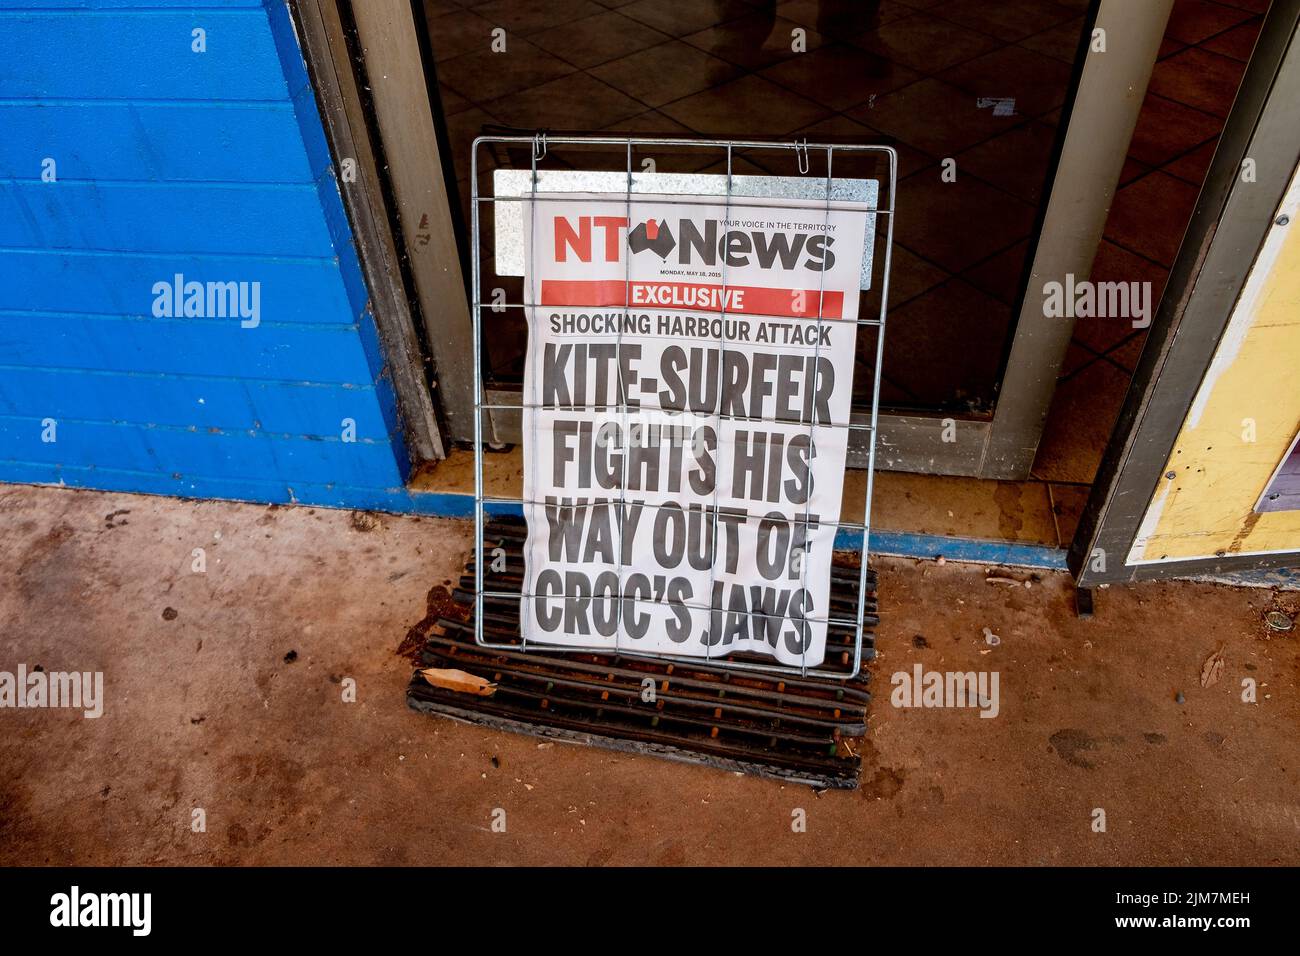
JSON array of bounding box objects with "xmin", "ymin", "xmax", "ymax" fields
[{"xmin": 554, "ymin": 214, "xmax": 837, "ymax": 272}]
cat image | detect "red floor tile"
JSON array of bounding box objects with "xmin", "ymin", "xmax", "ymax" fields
[
  {"xmin": 852, "ymin": 11, "xmax": 1002, "ymax": 72},
  {"xmin": 1165, "ymin": 0, "xmax": 1254, "ymax": 45},
  {"xmin": 851, "ymin": 77, "xmax": 1022, "ymax": 156},
  {"xmin": 530, "ymin": 10, "xmax": 672, "ymax": 69},
  {"xmin": 760, "ymin": 43, "xmax": 921, "ymax": 111},
  {"xmin": 939, "ymin": 45, "xmax": 1074, "ymax": 118},
  {"xmin": 1104, "ymin": 171, "xmax": 1201, "ymax": 268},
  {"xmin": 893, "ymin": 166, "xmax": 1036, "ymax": 273},
  {"xmin": 659, "ymin": 73, "xmax": 831, "ymax": 136},
  {"xmin": 683, "ymin": 12, "xmax": 825, "ymax": 69},
  {"xmin": 931, "ymin": 0, "xmax": 1080, "ymax": 42},
  {"xmin": 955, "ymin": 121, "xmax": 1059, "ymax": 203},
  {"xmin": 883, "ymin": 278, "xmax": 1014, "ymax": 409},
  {"xmin": 1149, "ymin": 47, "xmax": 1249, "ymax": 117},
  {"xmin": 1201, "ymin": 17, "xmax": 1263, "ymax": 61},
  {"xmin": 1126, "ymin": 93, "xmax": 1223, "ymax": 167},
  {"xmin": 474, "ymin": 0, "xmax": 606, "ymax": 35},
  {"xmin": 591, "ymin": 40, "xmax": 741, "ymax": 108}
]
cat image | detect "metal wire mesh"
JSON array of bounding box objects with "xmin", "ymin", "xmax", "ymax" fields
[{"xmin": 470, "ymin": 134, "xmax": 896, "ymax": 680}]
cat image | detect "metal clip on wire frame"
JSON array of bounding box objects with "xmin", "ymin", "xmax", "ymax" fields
[{"xmin": 469, "ymin": 135, "xmax": 897, "ymax": 680}]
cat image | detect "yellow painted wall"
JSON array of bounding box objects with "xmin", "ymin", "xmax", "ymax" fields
[{"xmin": 1129, "ymin": 163, "xmax": 1300, "ymax": 564}]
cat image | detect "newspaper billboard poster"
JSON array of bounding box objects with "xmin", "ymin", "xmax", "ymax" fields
[{"xmin": 519, "ymin": 191, "xmax": 874, "ymax": 668}]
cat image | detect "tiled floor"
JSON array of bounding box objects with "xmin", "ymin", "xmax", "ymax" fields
[{"xmin": 422, "ymin": 0, "xmax": 1267, "ymax": 548}]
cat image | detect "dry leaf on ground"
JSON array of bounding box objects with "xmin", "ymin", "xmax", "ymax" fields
[
  {"xmin": 1200, "ymin": 646, "xmax": 1225, "ymax": 688},
  {"xmin": 419, "ymin": 667, "xmax": 497, "ymax": 696}
]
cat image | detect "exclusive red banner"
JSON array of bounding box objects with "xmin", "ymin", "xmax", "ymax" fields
[{"xmin": 539, "ymin": 279, "xmax": 845, "ymax": 319}]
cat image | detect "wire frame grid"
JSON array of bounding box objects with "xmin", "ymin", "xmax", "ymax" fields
[{"xmin": 469, "ymin": 134, "xmax": 896, "ymax": 680}]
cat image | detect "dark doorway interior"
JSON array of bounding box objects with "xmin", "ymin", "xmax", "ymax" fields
[{"xmin": 422, "ymin": 0, "xmax": 1090, "ymax": 416}]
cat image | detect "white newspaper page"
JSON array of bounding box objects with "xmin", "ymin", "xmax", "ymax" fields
[{"xmin": 517, "ymin": 191, "xmax": 874, "ymax": 668}]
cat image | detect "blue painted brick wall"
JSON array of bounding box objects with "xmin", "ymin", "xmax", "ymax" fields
[{"xmin": 0, "ymin": 0, "xmax": 427, "ymax": 512}]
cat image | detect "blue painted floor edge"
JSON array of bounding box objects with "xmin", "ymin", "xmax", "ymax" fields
[
  {"xmin": 4, "ymin": 474, "xmax": 1070, "ymax": 570},
  {"xmin": 424, "ymin": 494, "xmax": 1073, "ymax": 569},
  {"xmin": 12, "ymin": 477, "xmax": 1300, "ymax": 586},
  {"xmin": 855, "ymin": 530, "xmax": 1068, "ymax": 569}
]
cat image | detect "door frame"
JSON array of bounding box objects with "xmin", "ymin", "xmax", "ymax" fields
[
  {"xmin": 290, "ymin": 0, "xmax": 447, "ymax": 464},
  {"xmin": 1069, "ymin": 0, "xmax": 1300, "ymax": 586},
  {"xmin": 980, "ymin": 0, "xmax": 1172, "ymax": 478}
]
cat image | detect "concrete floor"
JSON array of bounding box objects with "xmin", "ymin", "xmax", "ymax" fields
[{"xmin": 1, "ymin": 483, "xmax": 1295, "ymax": 866}]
